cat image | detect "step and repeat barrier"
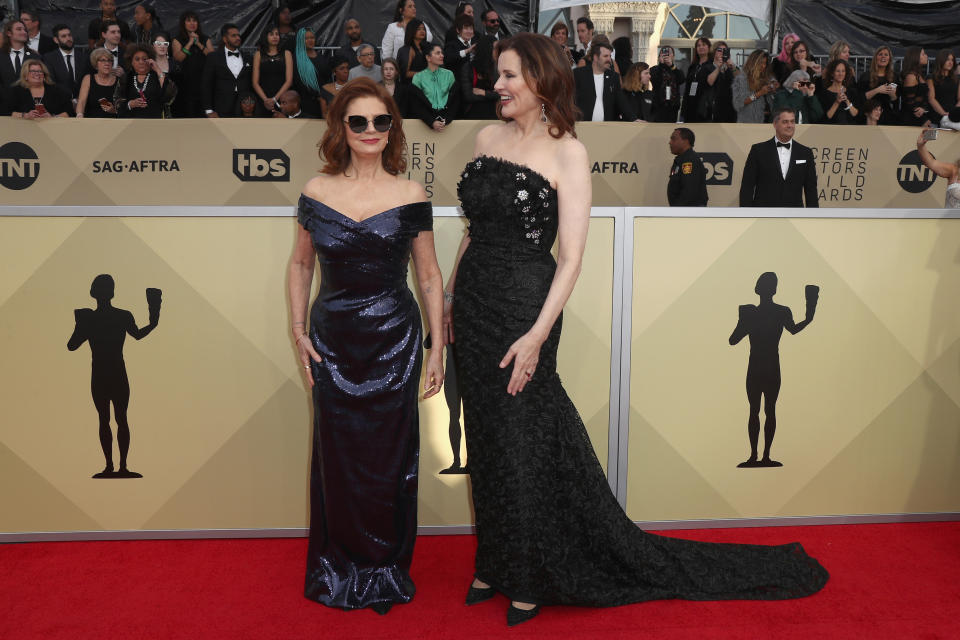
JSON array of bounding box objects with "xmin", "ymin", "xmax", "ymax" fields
[
  {"xmin": 1, "ymin": 120, "xmax": 958, "ymax": 538},
  {"xmin": 1, "ymin": 119, "xmax": 958, "ymax": 208}
]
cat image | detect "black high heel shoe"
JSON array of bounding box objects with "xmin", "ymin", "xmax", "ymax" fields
[
  {"xmin": 506, "ymin": 603, "xmax": 540, "ymax": 626},
  {"xmin": 465, "ymin": 584, "xmax": 496, "ymax": 605}
]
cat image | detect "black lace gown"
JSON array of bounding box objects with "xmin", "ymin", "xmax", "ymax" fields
[
  {"xmin": 297, "ymin": 195, "xmax": 432, "ymax": 609},
  {"xmin": 452, "ymin": 156, "xmax": 828, "ymax": 606}
]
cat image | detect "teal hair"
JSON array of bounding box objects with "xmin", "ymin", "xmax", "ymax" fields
[{"xmin": 295, "ymin": 27, "xmax": 320, "ymax": 93}]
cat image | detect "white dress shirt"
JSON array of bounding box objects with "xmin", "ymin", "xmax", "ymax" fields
[
  {"xmin": 775, "ymin": 137, "xmax": 792, "ymax": 179},
  {"xmin": 225, "ymin": 47, "xmax": 243, "ymax": 77},
  {"xmin": 591, "ymin": 73, "xmax": 605, "ymax": 122}
]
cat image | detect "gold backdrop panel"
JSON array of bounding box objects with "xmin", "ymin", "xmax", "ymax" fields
[{"xmin": 628, "ymin": 217, "xmax": 960, "ymax": 522}]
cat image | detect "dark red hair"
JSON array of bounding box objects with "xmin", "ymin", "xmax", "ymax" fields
[
  {"xmin": 318, "ymin": 77, "xmax": 407, "ymax": 175},
  {"xmin": 495, "ymin": 33, "xmax": 578, "ymax": 139}
]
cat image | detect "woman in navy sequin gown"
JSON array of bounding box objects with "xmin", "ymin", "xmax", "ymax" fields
[
  {"xmin": 288, "ymin": 77, "xmax": 445, "ymax": 615},
  {"xmin": 443, "ymin": 34, "xmax": 827, "ymax": 627}
]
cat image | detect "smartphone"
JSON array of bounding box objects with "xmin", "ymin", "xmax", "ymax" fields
[
  {"xmin": 922, "ymin": 128, "xmax": 939, "ymax": 141},
  {"xmin": 98, "ymin": 98, "xmax": 112, "ymax": 107},
  {"xmin": 720, "ymin": 47, "xmax": 730, "ymax": 62},
  {"xmin": 34, "ymin": 104, "xmax": 47, "ymax": 115},
  {"xmin": 888, "ymin": 83, "xmax": 897, "ymax": 89}
]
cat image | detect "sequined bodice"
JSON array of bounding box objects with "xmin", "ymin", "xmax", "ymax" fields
[{"xmin": 457, "ymin": 156, "xmax": 558, "ymax": 252}]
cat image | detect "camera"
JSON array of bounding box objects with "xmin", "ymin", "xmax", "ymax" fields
[
  {"xmin": 719, "ymin": 47, "xmax": 730, "ymax": 62},
  {"xmin": 659, "ymin": 46, "xmax": 672, "ymax": 57}
]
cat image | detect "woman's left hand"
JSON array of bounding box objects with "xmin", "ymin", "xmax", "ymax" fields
[
  {"xmin": 500, "ymin": 331, "xmax": 544, "ymax": 396},
  {"xmin": 423, "ymin": 351, "xmax": 444, "ymax": 399}
]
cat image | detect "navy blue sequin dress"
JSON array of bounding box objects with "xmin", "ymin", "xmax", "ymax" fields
[
  {"xmin": 453, "ymin": 156, "xmax": 828, "ymax": 606},
  {"xmin": 297, "ymin": 195, "xmax": 432, "ymax": 609}
]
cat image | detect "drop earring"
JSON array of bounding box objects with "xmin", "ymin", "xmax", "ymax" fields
[{"xmin": 540, "ymin": 103, "xmax": 548, "ymax": 123}]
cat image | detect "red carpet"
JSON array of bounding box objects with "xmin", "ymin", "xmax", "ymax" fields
[{"xmin": 2, "ymin": 522, "xmax": 958, "ymax": 639}]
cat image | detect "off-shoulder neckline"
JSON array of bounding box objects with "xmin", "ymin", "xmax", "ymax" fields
[{"xmin": 299, "ymin": 194, "xmax": 430, "ymax": 225}]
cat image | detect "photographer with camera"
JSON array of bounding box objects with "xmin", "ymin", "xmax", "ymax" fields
[
  {"xmin": 817, "ymin": 59, "xmax": 860, "ymax": 124},
  {"xmin": 732, "ymin": 49, "xmax": 779, "ymax": 123},
  {"xmin": 772, "ymin": 70, "xmax": 823, "ymax": 124},
  {"xmin": 650, "ymin": 45, "xmax": 684, "ymax": 122},
  {"xmin": 695, "ymin": 40, "xmax": 737, "ymax": 122}
]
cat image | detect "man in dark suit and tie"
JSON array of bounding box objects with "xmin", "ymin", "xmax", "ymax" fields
[
  {"xmin": 739, "ymin": 106, "xmax": 819, "ymax": 207},
  {"xmin": 573, "ymin": 39, "xmax": 635, "ymax": 122},
  {"xmin": 203, "ymin": 23, "xmax": 253, "ymax": 118},
  {"xmin": 44, "ymin": 25, "xmax": 89, "ymax": 106},
  {"xmin": 0, "ymin": 19, "xmax": 41, "ymax": 114}
]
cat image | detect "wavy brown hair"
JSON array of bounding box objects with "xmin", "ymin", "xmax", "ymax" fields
[
  {"xmin": 318, "ymin": 77, "xmax": 407, "ymax": 176},
  {"xmin": 742, "ymin": 49, "xmax": 772, "ymax": 92},
  {"xmin": 495, "ymin": 33, "xmax": 577, "ymax": 139},
  {"xmin": 868, "ymin": 46, "xmax": 895, "ymax": 88}
]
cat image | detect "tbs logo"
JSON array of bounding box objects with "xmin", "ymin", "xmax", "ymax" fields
[
  {"xmin": 699, "ymin": 152, "xmax": 733, "ymax": 185},
  {"xmin": 233, "ymin": 149, "xmax": 290, "ymax": 182}
]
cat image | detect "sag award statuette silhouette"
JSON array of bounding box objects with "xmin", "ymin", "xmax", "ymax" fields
[
  {"xmin": 68, "ymin": 275, "xmax": 161, "ymax": 479},
  {"xmin": 424, "ymin": 333, "xmax": 468, "ymax": 474},
  {"xmin": 729, "ymin": 273, "xmax": 818, "ymax": 468}
]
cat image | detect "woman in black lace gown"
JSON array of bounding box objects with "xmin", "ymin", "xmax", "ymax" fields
[
  {"xmin": 443, "ymin": 33, "xmax": 829, "ymax": 627},
  {"xmin": 288, "ymin": 78, "xmax": 445, "ymax": 615}
]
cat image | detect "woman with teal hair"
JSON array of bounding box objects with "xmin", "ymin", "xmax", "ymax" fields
[{"xmin": 292, "ymin": 27, "xmax": 329, "ymax": 117}]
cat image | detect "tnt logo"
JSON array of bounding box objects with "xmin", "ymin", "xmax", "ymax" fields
[
  {"xmin": 699, "ymin": 152, "xmax": 733, "ymax": 185},
  {"xmin": 233, "ymin": 149, "xmax": 290, "ymax": 182},
  {"xmin": 0, "ymin": 142, "xmax": 40, "ymax": 190},
  {"xmin": 896, "ymin": 150, "xmax": 937, "ymax": 193}
]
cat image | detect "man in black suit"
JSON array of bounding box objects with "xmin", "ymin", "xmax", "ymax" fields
[
  {"xmin": 44, "ymin": 25, "xmax": 89, "ymax": 105},
  {"xmin": 338, "ymin": 18, "xmax": 380, "ymax": 68},
  {"xmin": 739, "ymin": 106, "xmax": 819, "ymax": 207},
  {"xmin": 0, "ymin": 19, "xmax": 40, "ymax": 86},
  {"xmin": 443, "ymin": 14, "xmax": 475, "ymax": 77},
  {"xmin": 20, "ymin": 10, "xmax": 56, "ymax": 56},
  {"xmin": 573, "ymin": 39, "xmax": 635, "ymax": 122},
  {"xmin": 203, "ymin": 24, "xmax": 253, "ymax": 118},
  {"xmin": 0, "ymin": 19, "xmax": 41, "ymax": 115}
]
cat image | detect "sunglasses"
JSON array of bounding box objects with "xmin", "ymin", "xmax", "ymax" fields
[
  {"xmin": 345, "ymin": 114, "xmax": 393, "ymax": 133},
  {"xmin": 486, "ymin": 18, "xmax": 500, "ymax": 24}
]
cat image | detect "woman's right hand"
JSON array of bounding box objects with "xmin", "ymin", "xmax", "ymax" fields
[{"xmin": 296, "ymin": 333, "xmax": 323, "ymax": 387}]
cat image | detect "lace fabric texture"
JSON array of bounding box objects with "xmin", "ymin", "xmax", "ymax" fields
[
  {"xmin": 452, "ymin": 156, "xmax": 829, "ymax": 606},
  {"xmin": 297, "ymin": 196, "xmax": 432, "ymax": 609}
]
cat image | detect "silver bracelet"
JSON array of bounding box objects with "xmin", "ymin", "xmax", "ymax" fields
[{"xmin": 443, "ymin": 291, "xmax": 454, "ymax": 303}]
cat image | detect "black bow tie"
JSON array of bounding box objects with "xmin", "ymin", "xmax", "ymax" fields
[
  {"xmin": 776, "ymin": 141, "xmax": 791, "ymax": 149},
  {"xmin": 227, "ymin": 51, "xmax": 240, "ymax": 58},
  {"xmin": 111, "ymin": 49, "xmax": 119, "ymax": 57}
]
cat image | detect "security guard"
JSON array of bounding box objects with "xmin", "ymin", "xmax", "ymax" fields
[{"xmin": 667, "ymin": 127, "xmax": 708, "ymax": 206}]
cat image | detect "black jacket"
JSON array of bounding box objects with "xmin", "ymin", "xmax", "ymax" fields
[
  {"xmin": 668, "ymin": 148, "xmax": 709, "ymax": 206},
  {"xmin": 649, "ymin": 62, "xmax": 684, "ymax": 122},
  {"xmin": 739, "ymin": 138, "xmax": 819, "ymax": 207},
  {"xmin": 443, "ymin": 35, "xmax": 473, "ymax": 77},
  {"xmin": 43, "ymin": 49, "xmax": 90, "ymax": 100},
  {"xmin": 573, "ymin": 66, "xmax": 635, "ymax": 121},
  {"xmin": 201, "ymin": 47, "xmax": 252, "ymax": 117},
  {"xmin": 339, "ymin": 42, "xmax": 380, "ymax": 68}
]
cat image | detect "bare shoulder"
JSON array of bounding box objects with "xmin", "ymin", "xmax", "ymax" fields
[
  {"xmin": 474, "ymin": 122, "xmax": 508, "ymax": 154},
  {"xmin": 554, "ymin": 136, "xmax": 589, "ymax": 175},
  {"xmin": 397, "ymin": 175, "xmax": 429, "ymax": 203},
  {"xmin": 301, "ymin": 175, "xmax": 334, "ymax": 200}
]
